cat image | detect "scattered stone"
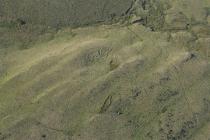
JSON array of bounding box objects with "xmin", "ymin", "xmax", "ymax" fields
[
  {"xmin": 131, "ymin": 88, "xmax": 141, "ymax": 99},
  {"xmin": 17, "ymin": 18, "xmax": 26, "ymax": 26},
  {"xmin": 117, "ymin": 111, "xmax": 123, "ymax": 115},
  {"xmin": 130, "ymin": 15, "xmax": 144, "ymax": 24},
  {"xmin": 109, "ymin": 59, "xmax": 119, "ymax": 71},
  {"xmin": 182, "ymin": 52, "xmax": 196, "ymax": 63},
  {"xmin": 160, "ymin": 75, "xmax": 170, "ymax": 84},
  {"xmin": 42, "ymin": 134, "xmax": 46, "ymax": 138}
]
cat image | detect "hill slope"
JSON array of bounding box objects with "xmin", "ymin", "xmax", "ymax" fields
[
  {"xmin": 0, "ymin": 0, "xmax": 210, "ymax": 140},
  {"xmin": 0, "ymin": 24, "xmax": 210, "ymax": 140}
]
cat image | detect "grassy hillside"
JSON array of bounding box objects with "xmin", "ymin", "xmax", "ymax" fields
[
  {"xmin": 0, "ymin": 0, "xmax": 210, "ymax": 140},
  {"xmin": 0, "ymin": 23, "xmax": 210, "ymax": 139}
]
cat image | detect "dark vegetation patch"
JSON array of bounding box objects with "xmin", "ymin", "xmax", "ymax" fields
[
  {"xmin": 99, "ymin": 95, "xmax": 112, "ymax": 113},
  {"xmin": 41, "ymin": 134, "xmax": 47, "ymax": 138},
  {"xmin": 0, "ymin": 0, "xmax": 132, "ymax": 28},
  {"xmin": 110, "ymin": 98, "xmax": 132, "ymax": 116},
  {"xmin": 159, "ymin": 97, "xmax": 210, "ymax": 140},
  {"xmin": 73, "ymin": 47, "xmax": 112, "ymax": 67},
  {"xmin": 0, "ymin": 0, "xmax": 170, "ymax": 31},
  {"xmin": 0, "ymin": 22, "xmax": 56, "ymax": 49},
  {"xmin": 109, "ymin": 59, "xmax": 120, "ymax": 71},
  {"xmin": 157, "ymin": 89, "xmax": 179, "ymax": 103},
  {"xmin": 205, "ymin": 7, "xmax": 210, "ymax": 16},
  {"xmin": 131, "ymin": 87, "xmax": 142, "ymax": 99}
]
